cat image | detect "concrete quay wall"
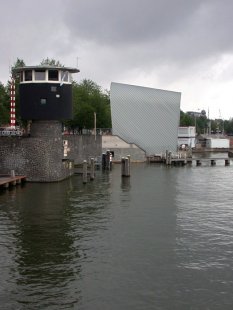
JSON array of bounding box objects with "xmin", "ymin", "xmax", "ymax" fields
[
  {"xmin": 64, "ymin": 135, "xmax": 102, "ymax": 164},
  {"xmin": 102, "ymin": 135, "xmax": 146, "ymax": 162}
]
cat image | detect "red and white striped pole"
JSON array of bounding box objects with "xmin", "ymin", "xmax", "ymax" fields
[{"xmin": 10, "ymin": 76, "xmax": 16, "ymax": 129}]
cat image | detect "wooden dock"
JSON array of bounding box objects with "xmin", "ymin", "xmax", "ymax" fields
[
  {"xmin": 0, "ymin": 175, "xmax": 26, "ymax": 189},
  {"xmin": 168, "ymin": 157, "xmax": 230, "ymax": 166}
]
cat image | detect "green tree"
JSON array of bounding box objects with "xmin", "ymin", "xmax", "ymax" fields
[
  {"xmin": 65, "ymin": 79, "xmax": 111, "ymax": 130},
  {"xmin": 40, "ymin": 57, "xmax": 64, "ymax": 67},
  {"xmin": 180, "ymin": 110, "xmax": 193, "ymax": 126},
  {"xmin": 0, "ymin": 82, "xmax": 10, "ymax": 125}
]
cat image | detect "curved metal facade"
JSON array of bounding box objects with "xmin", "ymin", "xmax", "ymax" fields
[{"xmin": 110, "ymin": 82, "xmax": 181, "ymax": 155}]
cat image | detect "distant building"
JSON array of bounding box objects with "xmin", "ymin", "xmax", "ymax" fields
[
  {"xmin": 206, "ymin": 137, "xmax": 229, "ymax": 149},
  {"xmin": 178, "ymin": 126, "xmax": 196, "ymax": 148},
  {"xmin": 187, "ymin": 110, "xmax": 206, "ymax": 118},
  {"xmin": 196, "ymin": 134, "xmax": 230, "ymax": 149}
]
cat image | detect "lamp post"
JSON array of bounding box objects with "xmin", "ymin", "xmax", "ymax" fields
[{"xmin": 94, "ymin": 112, "xmax": 96, "ymax": 141}]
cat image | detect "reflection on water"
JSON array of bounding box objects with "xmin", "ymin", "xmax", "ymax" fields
[{"xmin": 0, "ymin": 163, "xmax": 233, "ymax": 309}]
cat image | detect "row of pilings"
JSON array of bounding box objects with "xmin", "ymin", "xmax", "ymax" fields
[{"xmin": 81, "ymin": 153, "xmax": 131, "ymax": 184}]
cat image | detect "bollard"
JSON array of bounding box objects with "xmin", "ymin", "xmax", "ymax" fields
[
  {"xmin": 225, "ymin": 159, "xmax": 230, "ymax": 166},
  {"xmin": 168, "ymin": 152, "xmax": 172, "ymax": 165},
  {"xmin": 165, "ymin": 150, "xmax": 169, "ymax": 165},
  {"xmin": 121, "ymin": 156, "xmax": 130, "ymax": 177},
  {"xmin": 211, "ymin": 159, "xmax": 216, "ymax": 166},
  {"xmin": 106, "ymin": 150, "xmax": 111, "ymax": 170},
  {"xmin": 11, "ymin": 170, "xmax": 15, "ymax": 177},
  {"xmin": 90, "ymin": 158, "xmax": 95, "ymax": 180},
  {"xmin": 83, "ymin": 160, "xmax": 88, "ymax": 184},
  {"xmin": 126, "ymin": 155, "xmax": 131, "ymax": 177},
  {"xmin": 125, "ymin": 157, "xmax": 129, "ymax": 177},
  {"xmin": 121, "ymin": 157, "xmax": 126, "ymax": 176},
  {"xmin": 102, "ymin": 153, "xmax": 106, "ymax": 169},
  {"xmin": 196, "ymin": 159, "xmax": 201, "ymax": 166}
]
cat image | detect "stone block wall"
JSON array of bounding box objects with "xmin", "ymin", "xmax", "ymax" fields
[
  {"xmin": 0, "ymin": 121, "xmax": 73, "ymax": 182},
  {"xmin": 0, "ymin": 122, "xmax": 102, "ymax": 181}
]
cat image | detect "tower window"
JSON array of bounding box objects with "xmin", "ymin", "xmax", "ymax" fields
[
  {"xmin": 41, "ymin": 98, "xmax": 47, "ymax": 105},
  {"xmin": 48, "ymin": 70, "xmax": 58, "ymax": 81},
  {"xmin": 25, "ymin": 70, "xmax": 32, "ymax": 81},
  {"xmin": 61, "ymin": 70, "xmax": 69, "ymax": 82},
  {"xmin": 35, "ymin": 69, "xmax": 46, "ymax": 80}
]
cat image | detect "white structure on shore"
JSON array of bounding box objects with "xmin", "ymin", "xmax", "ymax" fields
[
  {"xmin": 178, "ymin": 126, "xmax": 196, "ymax": 148},
  {"xmin": 110, "ymin": 82, "xmax": 181, "ymax": 154}
]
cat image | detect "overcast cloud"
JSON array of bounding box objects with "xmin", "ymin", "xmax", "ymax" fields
[{"xmin": 1, "ymin": 0, "xmax": 233, "ymax": 118}]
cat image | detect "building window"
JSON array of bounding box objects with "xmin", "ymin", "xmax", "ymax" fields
[
  {"xmin": 61, "ymin": 70, "xmax": 69, "ymax": 82},
  {"xmin": 24, "ymin": 70, "xmax": 32, "ymax": 81},
  {"xmin": 35, "ymin": 69, "xmax": 46, "ymax": 80},
  {"xmin": 41, "ymin": 98, "xmax": 47, "ymax": 105},
  {"xmin": 48, "ymin": 70, "xmax": 58, "ymax": 81}
]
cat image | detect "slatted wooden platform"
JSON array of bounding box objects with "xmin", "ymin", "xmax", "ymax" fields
[
  {"xmin": 170, "ymin": 158, "xmax": 230, "ymax": 166},
  {"xmin": 0, "ymin": 175, "xmax": 26, "ymax": 188}
]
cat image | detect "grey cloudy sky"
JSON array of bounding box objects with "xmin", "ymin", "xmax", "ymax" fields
[{"xmin": 1, "ymin": 0, "xmax": 233, "ymax": 118}]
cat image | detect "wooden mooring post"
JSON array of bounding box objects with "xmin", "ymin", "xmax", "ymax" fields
[
  {"xmin": 102, "ymin": 151, "xmax": 112, "ymax": 170},
  {"xmin": 82, "ymin": 160, "xmax": 88, "ymax": 184},
  {"xmin": 90, "ymin": 158, "xmax": 95, "ymax": 180},
  {"xmin": 165, "ymin": 150, "xmax": 172, "ymax": 165},
  {"xmin": 211, "ymin": 159, "xmax": 216, "ymax": 166}
]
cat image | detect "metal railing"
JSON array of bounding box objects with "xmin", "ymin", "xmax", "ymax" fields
[{"xmin": 62, "ymin": 128, "xmax": 112, "ymax": 135}]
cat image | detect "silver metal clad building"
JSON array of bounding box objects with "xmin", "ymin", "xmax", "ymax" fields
[{"xmin": 110, "ymin": 82, "xmax": 181, "ymax": 155}]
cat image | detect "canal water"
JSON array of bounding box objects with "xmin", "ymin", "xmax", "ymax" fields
[{"xmin": 1, "ymin": 162, "xmax": 233, "ymax": 309}]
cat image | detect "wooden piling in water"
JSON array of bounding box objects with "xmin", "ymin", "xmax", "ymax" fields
[
  {"xmin": 165, "ymin": 150, "xmax": 169, "ymax": 165},
  {"xmin": 83, "ymin": 160, "xmax": 88, "ymax": 184},
  {"xmin": 90, "ymin": 158, "xmax": 95, "ymax": 180}
]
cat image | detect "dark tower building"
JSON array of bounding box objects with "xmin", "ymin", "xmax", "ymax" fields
[
  {"xmin": 13, "ymin": 65, "xmax": 79, "ymax": 120},
  {"xmin": 7, "ymin": 65, "xmax": 80, "ymax": 182}
]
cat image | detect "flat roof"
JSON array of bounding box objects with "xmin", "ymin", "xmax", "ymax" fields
[{"xmin": 13, "ymin": 65, "xmax": 80, "ymax": 74}]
